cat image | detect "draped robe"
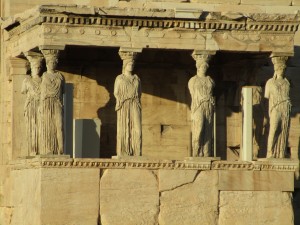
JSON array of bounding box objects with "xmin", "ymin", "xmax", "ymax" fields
[
  {"xmin": 188, "ymin": 75, "xmax": 215, "ymax": 157},
  {"xmin": 114, "ymin": 74, "xmax": 142, "ymax": 156},
  {"xmin": 265, "ymin": 77, "xmax": 291, "ymax": 158},
  {"xmin": 39, "ymin": 71, "xmax": 64, "ymax": 155},
  {"xmin": 21, "ymin": 77, "xmax": 41, "ymax": 155}
]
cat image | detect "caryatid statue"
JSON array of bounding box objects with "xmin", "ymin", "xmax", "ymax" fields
[
  {"xmin": 188, "ymin": 52, "xmax": 215, "ymax": 157},
  {"xmin": 265, "ymin": 56, "xmax": 291, "ymax": 158},
  {"xmin": 114, "ymin": 50, "xmax": 142, "ymax": 156},
  {"xmin": 21, "ymin": 52, "xmax": 43, "ymax": 156},
  {"xmin": 39, "ymin": 49, "xmax": 65, "ymax": 155}
]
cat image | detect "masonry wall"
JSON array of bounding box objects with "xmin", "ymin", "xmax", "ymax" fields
[{"xmin": 6, "ymin": 159, "xmax": 296, "ymax": 225}]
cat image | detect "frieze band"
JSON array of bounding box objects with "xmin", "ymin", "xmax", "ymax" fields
[{"xmin": 11, "ymin": 158, "xmax": 299, "ymax": 173}]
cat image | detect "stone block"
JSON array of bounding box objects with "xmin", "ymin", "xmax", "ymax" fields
[
  {"xmin": 159, "ymin": 170, "xmax": 219, "ymax": 225},
  {"xmin": 215, "ymin": 4, "xmax": 265, "ymax": 13},
  {"xmin": 159, "ymin": 84, "xmax": 187, "ymax": 106},
  {"xmin": 241, "ymin": 0, "xmax": 292, "ymax": 5},
  {"xmin": 0, "ymin": 207, "xmax": 13, "ymax": 225},
  {"xmin": 9, "ymin": 166, "xmax": 101, "ymax": 225},
  {"xmin": 80, "ymin": 82, "xmax": 110, "ymax": 104},
  {"xmin": 142, "ymin": 104, "xmax": 187, "ymax": 125},
  {"xmin": 265, "ymin": 5, "xmax": 297, "ymax": 13},
  {"xmin": 158, "ymin": 170, "xmax": 198, "ymax": 192},
  {"xmin": 292, "ymin": 0, "xmax": 300, "ymax": 5},
  {"xmin": 219, "ymin": 191, "xmax": 294, "ymax": 225},
  {"xmin": 40, "ymin": 168, "xmax": 100, "ymax": 225},
  {"xmin": 218, "ymin": 170, "xmax": 294, "ymax": 191},
  {"xmin": 191, "ymin": 0, "xmax": 240, "ymax": 3},
  {"xmin": 142, "ymin": 124, "xmax": 160, "ymax": 146},
  {"xmin": 141, "ymin": 92, "xmax": 161, "ymax": 106},
  {"xmin": 100, "ymin": 169, "xmax": 159, "ymax": 225},
  {"xmin": 2, "ymin": 101, "xmax": 12, "ymax": 124},
  {"xmin": 1, "ymin": 143, "xmax": 12, "ymax": 164},
  {"xmin": 11, "ymin": 169, "xmax": 41, "ymax": 225},
  {"xmin": 160, "ymin": 125, "xmax": 190, "ymax": 146},
  {"xmin": 78, "ymin": 102, "xmax": 101, "ymax": 118},
  {"xmin": 1, "ymin": 82, "xmax": 12, "ymax": 103},
  {"xmin": 61, "ymin": 68, "xmax": 82, "ymax": 83},
  {"xmin": 12, "ymin": 74, "xmax": 27, "ymax": 159},
  {"xmin": 142, "ymin": 145, "xmax": 189, "ymax": 160}
]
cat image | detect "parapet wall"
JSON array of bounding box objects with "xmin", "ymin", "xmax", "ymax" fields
[{"xmin": 5, "ymin": 157, "xmax": 298, "ymax": 225}]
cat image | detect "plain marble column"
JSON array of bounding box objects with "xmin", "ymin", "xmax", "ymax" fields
[{"xmin": 241, "ymin": 87, "xmax": 253, "ymax": 161}]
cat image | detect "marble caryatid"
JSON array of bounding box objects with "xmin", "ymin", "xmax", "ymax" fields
[
  {"xmin": 188, "ymin": 52, "xmax": 215, "ymax": 157},
  {"xmin": 39, "ymin": 49, "xmax": 65, "ymax": 155},
  {"xmin": 265, "ymin": 56, "xmax": 291, "ymax": 158},
  {"xmin": 21, "ymin": 52, "xmax": 43, "ymax": 156},
  {"xmin": 114, "ymin": 50, "xmax": 142, "ymax": 156}
]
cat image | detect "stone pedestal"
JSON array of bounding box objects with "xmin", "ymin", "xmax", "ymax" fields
[
  {"xmin": 8, "ymin": 158, "xmax": 298, "ymax": 225},
  {"xmin": 10, "ymin": 158, "xmax": 99, "ymax": 225}
]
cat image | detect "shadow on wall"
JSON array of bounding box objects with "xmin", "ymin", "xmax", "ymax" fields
[{"xmin": 57, "ymin": 46, "xmax": 300, "ymax": 160}]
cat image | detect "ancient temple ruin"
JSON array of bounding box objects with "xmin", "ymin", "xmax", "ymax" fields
[{"xmin": 0, "ymin": 1, "xmax": 300, "ymax": 225}]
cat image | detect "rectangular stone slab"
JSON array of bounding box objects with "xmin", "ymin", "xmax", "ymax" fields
[{"xmin": 218, "ymin": 170, "xmax": 294, "ymax": 191}]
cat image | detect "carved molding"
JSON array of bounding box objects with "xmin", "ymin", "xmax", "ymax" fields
[
  {"xmin": 2, "ymin": 5, "xmax": 299, "ymax": 58},
  {"xmin": 4, "ymin": 9, "xmax": 299, "ymax": 40},
  {"xmin": 11, "ymin": 158, "xmax": 299, "ymax": 174}
]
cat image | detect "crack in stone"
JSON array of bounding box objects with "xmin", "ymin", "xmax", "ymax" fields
[
  {"xmin": 150, "ymin": 170, "xmax": 160, "ymax": 225},
  {"xmin": 159, "ymin": 170, "xmax": 201, "ymax": 193}
]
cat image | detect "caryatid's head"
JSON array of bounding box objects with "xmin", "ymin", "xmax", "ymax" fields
[
  {"xmin": 41, "ymin": 49, "xmax": 60, "ymax": 72},
  {"xmin": 119, "ymin": 51, "xmax": 138, "ymax": 75},
  {"xmin": 192, "ymin": 53, "xmax": 211, "ymax": 76},
  {"xmin": 25, "ymin": 52, "xmax": 43, "ymax": 77},
  {"xmin": 271, "ymin": 56, "xmax": 288, "ymax": 79}
]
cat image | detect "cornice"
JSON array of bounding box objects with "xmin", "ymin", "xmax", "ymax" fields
[{"xmin": 3, "ymin": 5, "xmax": 300, "ymax": 40}]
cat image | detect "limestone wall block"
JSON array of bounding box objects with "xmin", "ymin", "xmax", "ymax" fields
[
  {"xmin": 142, "ymin": 145, "xmax": 189, "ymax": 159},
  {"xmin": 241, "ymin": 0, "xmax": 292, "ymax": 5},
  {"xmin": 100, "ymin": 169, "xmax": 159, "ymax": 225},
  {"xmin": 0, "ymin": 207, "xmax": 13, "ymax": 225},
  {"xmin": 142, "ymin": 104, "xmax": 187, "ymax": 125},
  {"xmin": 159, "ymin": 170, "xmax": 219, "ymax": 225},
  {"xmin": 160, "ymin": 125, "xmax": 190, "ymax": 146},
  {"xmin": 219, "ymin": 170, "xmax": 294, "ymax": 191},
  {"xmin": 219, "ymin": 191, "xmax": 294, "ymax": 225},
  {"xmin": 142, "ymin": 124, "xmax": 161, "ymax": 146},
  {"xmin": 40, "ymin": 168, "xmax": 100, "ymax": 225},
  {"xmin": 265, "ymin": 5, "xmax": 298, "ymax": 13},
  {"xmin": 293, "ymin": 0, "xmax": 300, "ymax": 5},
  {"xmin": 158, "ymin": 169, "xmax": 198, "ymax": 192},
  {"xmin": 10, "ymin": 169, "xmax": 41, "ymax": 225},
  {"xmin": 191, "ymin": 0, "xmax": 240, "ymax": 4}
]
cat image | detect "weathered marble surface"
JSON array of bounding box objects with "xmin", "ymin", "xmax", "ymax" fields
[
  {"xmin": 10, "ymin": 167, "xmax": 99, "ymax": 225},
  {"xmin": 219, "ymin": 191, "xmax": 294, "ymax": 225},
  {"xmin": 159, "ymin": 171, "xmax": 219, "ymax": 225},
  {"xmin": 5, "ymin": 158, "xmax": 299, "ymax": 225},
  {"xmin": 158, "ymin": 169, "xmax": 198, "ymax": 192},
  {"xmin": 100, "ymin": 169, "xmax": 159, "ymax": 225}
]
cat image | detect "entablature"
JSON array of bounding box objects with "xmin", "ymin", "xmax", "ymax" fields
[{"xmin": 2, "ymin": 5, "xmax": 300, "ymax": 57}]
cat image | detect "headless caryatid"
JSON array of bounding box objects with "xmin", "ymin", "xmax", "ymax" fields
[
  {"xmin": 39, "ymin": 49, "xmax": 64, "ymax": 155},
  {"xmin": 188, "ymin": 52, "xmax": 215, "ymax": 157},
  {"xmin": 114, "ymin": 51, "xmax": 142, "ymax": 156},
  {"xmin": 21, "ymin": 53, "xmax": 43, "ymax": 156},
  {"xmin": 265, "ymin": 56, "xmax": 291, "ymax": 158}
]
